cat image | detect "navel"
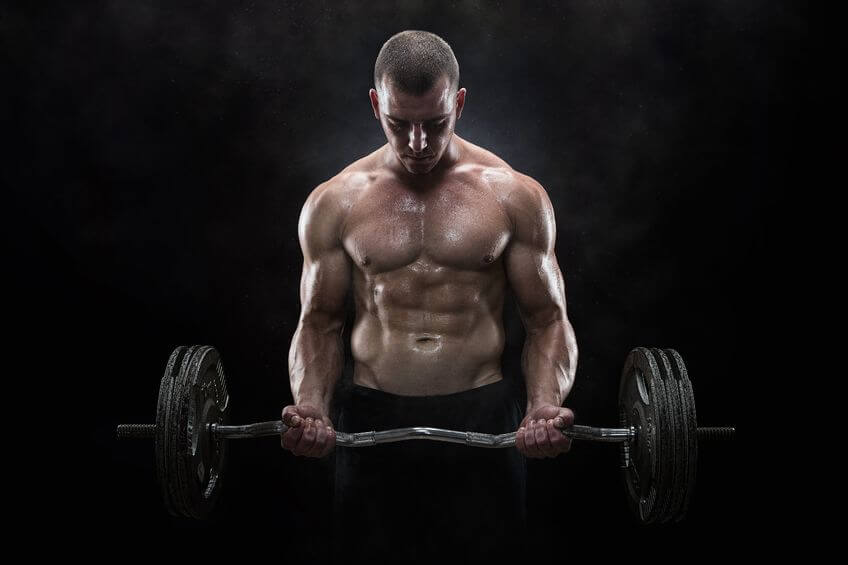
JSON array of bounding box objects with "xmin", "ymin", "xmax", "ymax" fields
[{"xmin": 412, "ymin": 335, "xmax": 442, "ymax": 352}]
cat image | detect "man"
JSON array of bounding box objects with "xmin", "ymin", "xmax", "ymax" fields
[{"xmin": 281, "ymin": 30, "xmax": 577, "ymax": 560}]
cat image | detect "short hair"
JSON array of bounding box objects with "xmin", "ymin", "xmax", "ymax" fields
[{"xmin": 374, "ymin": 30, "xmax": 459, "ymax": 96}]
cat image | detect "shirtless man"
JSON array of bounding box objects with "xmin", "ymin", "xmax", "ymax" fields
[{"xmin": 281, "ymin": 31, "xmax": 578, "ymax": 558}]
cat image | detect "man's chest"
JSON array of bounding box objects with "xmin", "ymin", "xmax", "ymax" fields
[{"xmin": 341, "ymin": 182, "xmax": 512, "ymax": 273}]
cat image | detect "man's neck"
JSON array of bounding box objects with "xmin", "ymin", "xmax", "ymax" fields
[{"xmin": 383, "ymin": 134, "xmax": 464, "ymax": 182}]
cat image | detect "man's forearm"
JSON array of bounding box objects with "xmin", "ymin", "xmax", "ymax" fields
[
  {"xmin": 522, "ymin": 318, "xmax": 578, "ymax": 411},
  {"xmin": 288, "ymin": 318, "xmax": 345, "ymax": 415}
]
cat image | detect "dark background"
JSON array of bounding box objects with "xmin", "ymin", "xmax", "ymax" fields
[{"xmin": 5, "ymin": 0, "xmax": 805, "ymax": 560}]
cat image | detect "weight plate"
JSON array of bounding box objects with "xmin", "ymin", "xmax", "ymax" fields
[
  {"xmin": 155, "ymin": 346, "xmax": 187, "ymax": 517},
  {"xmin": 619, "ymin": 347, "xmax": 668, "ymax": 524},
  {"xmin": 166, "ymin": 345, "xmax": 201, "ymax": 517},
  {"xmin": 179, "ymin": 345, "xmax": 230, "ymax": 519},
  {"xmin": 647, "ymin": 351, "xmax": 672, "ymax": 525},
  {"xmin": 649, "ymin": 348, "xmax": 683, "ymax": 523},
  {"xmin": 664, "ymin": 349, "xmax": 698, "ymax": 522}
]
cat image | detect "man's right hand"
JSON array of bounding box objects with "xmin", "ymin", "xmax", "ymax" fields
[{"xmin": 280, "ymin": 404, "xmax": 336, "ymax": 458}]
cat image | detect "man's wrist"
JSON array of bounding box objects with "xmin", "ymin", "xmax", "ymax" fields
[
  {"xmin": 526, "ymin": 395, "xmax": 562, "ymax": 414},
  {"xmin": 294, "ymin": 394, "xmax": 331, "ymax": 415}
]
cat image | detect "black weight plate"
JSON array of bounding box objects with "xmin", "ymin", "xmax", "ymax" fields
[
  {"xmin": 619, "ymin": 347, "xmax": 667, "ymax": 524},
  {"xmin": 650, "ymin": 348, "xmax": 684, "ymax": 523},
  {"xmin": 196, "ymin": 349, "xmax": 230, "ymax": 517},
  {"xmin": 167, "ymin": 345, "xmax": 202, "ymax": 517},
  {"xmin": 665, "ymin": 349, "xmax": 698, "ymax": 522},
  {"xmin": 180, "ymin": 345, "xmax": 230, "ymax": 519},
  {"xmin": 155, "ymin": 346, "xmax": 187, "ymax": 517},
  {"xmin": 656, "ymin": 348, "xmax": 691, "ymax": 522},
  {"xmin": 645, "ymin": 351, "xmax": 672, "ymax": 525}
]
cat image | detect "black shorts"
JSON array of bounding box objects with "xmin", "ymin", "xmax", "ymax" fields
[{"xmin": 332, "ymin": 378, "xmax": 527, "ymax": 562}]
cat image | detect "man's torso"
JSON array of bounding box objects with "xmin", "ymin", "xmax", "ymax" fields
[{"xmin": 326, "ymin": 136, "xmax": 530, "ymax": 395}]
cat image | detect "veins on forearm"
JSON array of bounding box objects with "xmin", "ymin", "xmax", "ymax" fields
[
  {"xmin": 522, "ymin": 318, "xmax": 577, "ymax": 409},
  {"xmin": 288, "ymin": 321, "xmax": 344, "ymax": 412}
]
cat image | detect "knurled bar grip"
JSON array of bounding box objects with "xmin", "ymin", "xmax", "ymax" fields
[{"xmin": 116, "ymin": 424, "xmax": 156, "ymax": 439}]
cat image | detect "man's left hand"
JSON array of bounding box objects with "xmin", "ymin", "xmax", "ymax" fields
[{"xmin": 515, "ymin": 404, "xmax": 575, "ymax": 458}]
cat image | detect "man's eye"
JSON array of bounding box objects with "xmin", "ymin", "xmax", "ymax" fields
[
  {"xmin": 431, "ymin": 120, "xmax": 448, "ymax": 128},
  {"xmin": 388, "ymin": 121, "xmax": 405, "ymax": 129}
]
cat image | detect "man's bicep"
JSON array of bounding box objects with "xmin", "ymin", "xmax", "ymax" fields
[
  {"xmin": 297, "ymin": 184, "xmax": 352, "ymax": 327},
  {"xmin": 505, "ymin": 241, "xmax": 567, "ymax": 330},
  {"xmin": 504, "ymin": 179, "xmax": 568, "ymax": 330},
  {"xmin": 299, "ymin": 250, "xmax": 351, "ymax": 323}
]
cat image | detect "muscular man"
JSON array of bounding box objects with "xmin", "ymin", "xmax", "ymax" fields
[{"xmin": 281, "ymin": 30, "xmax": 578, "ymax": 560}]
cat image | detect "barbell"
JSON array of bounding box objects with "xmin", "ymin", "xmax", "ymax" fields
[{"xmin": 117, "ymin": 345, "xmax": 734, "ymax": 524}]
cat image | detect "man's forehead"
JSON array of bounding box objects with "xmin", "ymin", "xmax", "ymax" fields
[{"xmin": 378, "ymin": 76, "xmax": 455, "ymax": 119}]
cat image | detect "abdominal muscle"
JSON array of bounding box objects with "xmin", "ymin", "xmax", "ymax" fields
[{"xmin": 350, "ymin": 271, "xmax": 507, "ymax": 396}]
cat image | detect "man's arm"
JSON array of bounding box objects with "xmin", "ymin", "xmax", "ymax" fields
[
  {"xmin": 282, "ymin": 180, "xmax": 351, "ymax": 457},
  {"xmin": 504, "ymin": 174, "xmax": 578, "ymax": 458}
]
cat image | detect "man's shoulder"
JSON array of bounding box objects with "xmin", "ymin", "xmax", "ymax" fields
[
  {"xmin": 304, "ymin": 159, "xmax": 384, "ymax": 220},
  {"xmin": 455, "ymin": 144, "xmax": 550, "ymax": 220},
  {"xmin": 310, "ymin": 148, "xmax": 387, "ymax": 202},
  {"xmin": 467, "ymin": 160, "xmax": 555, "ymax": 243},
  {"xmin": 300, "ymin": 162, "xmax": 383, "ymax": 249},
  {"xmin": 456, "ymin": 138, "xmax": 548, "ymax": 201}
]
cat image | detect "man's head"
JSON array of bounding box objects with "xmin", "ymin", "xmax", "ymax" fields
[{"xmin": 370, "ymin": 30, "xmax": 466, "ymax": 175}]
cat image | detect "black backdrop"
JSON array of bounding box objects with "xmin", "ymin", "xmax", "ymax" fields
[{"xmin": 5, "ymin": 0, "xmax": 806, "ymax": 560}]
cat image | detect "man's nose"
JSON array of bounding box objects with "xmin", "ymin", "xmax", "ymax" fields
[{"xmin": 408, "ymin": 123, "xmax": 427, "ymax": 153}]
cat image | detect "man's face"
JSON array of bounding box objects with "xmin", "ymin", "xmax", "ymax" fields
[{"xmin": 370, "ymin": 75, "xmax": 466, "ymax": 175}]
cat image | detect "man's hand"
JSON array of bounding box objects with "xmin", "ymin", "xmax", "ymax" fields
[
  {"xmin": 280, "ymin": 404, "xmax": 336, "ymax": 458},
  {"xmin": 515, "ymin": 404, "xmax": 575, "ymax": 458}
]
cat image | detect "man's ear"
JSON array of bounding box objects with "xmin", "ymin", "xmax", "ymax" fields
[
  {"xmin": 455, "ymin": 88, "xmax": 467, "ymax": 120},
  {"xmin": 369, "ymin": 88, "xmax": 380, "ymax": 120}
]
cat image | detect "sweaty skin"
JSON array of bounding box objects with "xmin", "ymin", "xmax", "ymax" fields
[{"xmin": 282, "ymin": 76, "xmax": 578, "ymax": 459}]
